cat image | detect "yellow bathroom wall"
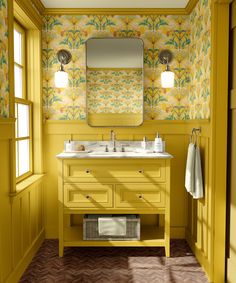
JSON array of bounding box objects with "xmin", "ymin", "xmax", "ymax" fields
[
  {"xmin": 0, "ymin": 0, "xmax": 9, "ymax": 118},
  {"xmin": 43, "ymin": 119, "xmax": 210, "ymax": 240},
  {"xmin": 0, "ymin": 120, "xmax": 45, "ymax": 283},
  {"xmin": 0, "ymin": 1, "xmax": 45, "ymax": 282},
  {"xmin": 42, "ymin": 2, "xmax": 214, "ymax": 281},
  {"xmin": 186, "ymin": 132, "xmax": 213, "ymax": 280}
]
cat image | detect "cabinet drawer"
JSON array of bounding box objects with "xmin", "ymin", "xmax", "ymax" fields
[
  {"xmin": 64, "ymin": 184, "xmax": 113, "ymax": 208},
  {"xmin": 63, "ymin": 160, "xmax": 166, "ymax": 182},
  {"xmin": 115, "ymin": 183, "xmax": 165, "ymax": 208}
]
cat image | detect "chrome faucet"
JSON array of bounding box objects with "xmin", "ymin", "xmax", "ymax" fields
[{"xmin": 110, "ymin": 130, "xmax": 116, "ymax": 152}]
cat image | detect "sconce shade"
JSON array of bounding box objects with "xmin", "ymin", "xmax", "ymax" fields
[
  {"xmin": 54, "ymin": 49, "xmax": 71, "ymax": 88},
  {"xmin": 161, "ymin": 70, "xmax": 175, "ymax": 88},
  {"xmin": 54, "ymin": 70, "xmax": 68, "ymax": 88},
  {"xmin": 159, "ymin": 49, "xmax": 175, "ymax": 88}
]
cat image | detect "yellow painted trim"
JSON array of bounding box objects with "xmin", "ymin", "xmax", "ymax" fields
[
  {"xmin": 210, "ymin": 1, "xmax": 229, "ymax": 282},
  {"xmin": 14, "ymin": 0, "xmax": 43, "ymax": 29},
  {"xmin": 39, "ymin": 0, "xmax": 203, "ymax": 15},
  {"xmin": 44, "ymin": 120, "xmax": 211, "ymax": 137},
  {"xmin": 185, "ymin": 0, "xmax": 199, "ymax": 13},
  {"xmin": 27, "ymin": 29, "xmax": 44, "ymax": 174},
  {"xmin": 5, "ymin": 229, "xmax": 45, "ymax": 283},
  {"xmin": 186, "ymin": 230, "xmax": 211, "ymax": 282},
  {"xmin": 231, "ymin": 0, "xmax": 236, "ymax": 28},
  {"xmin": 12, "ymin": 2, "xmax": 44, "ymax": 192},
  {"xmin": 43, "ymin": 7, "xmax": 188, "ymax": 15},
  {"xmin": 0, "ymin": 118, "xmax": 16, "ymax": 125},
  {"xmin": 88, "ymin": 67, "xmax": 142, "ymax": 71},
  {"xmin": 214, "ymin": 0, "xmax": 231, "ymax": 3},
  {"xmin": 8, "ymin": 0, "xmax": 14, "ymax": 119},
  {"xmin": 230, "ymin": 89, "xmax": 236, "ymax": 109},
  {"xmin": 11, "ymin": 174, "xmax": 45, "ymax": 197},
  {"xmin": 0, "ymin": 120, "xmax": 15, "ymax": 140},
  {"xmin": 31, "ymin": 0, "xmax": 45, "ymax": 14}
]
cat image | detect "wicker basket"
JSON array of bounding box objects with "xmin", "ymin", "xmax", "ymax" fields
[{"xmin": 83, "ymin": 214, "xmax": 140, "ymax": 241}]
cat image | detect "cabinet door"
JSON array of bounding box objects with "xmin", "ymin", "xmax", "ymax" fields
[
  {"xmin": 115, "ymin": 183, "xmax": 165, "ymax": 208},
  {"xmin": 64, "ymin": 184, "xmax": 113, "ymax": 208}
]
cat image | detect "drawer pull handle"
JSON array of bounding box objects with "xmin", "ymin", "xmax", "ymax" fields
[
  {"xmin": 139, "ymin": 195, "xmax": 143, "ymax": 199},
  {"xmin": 138, "ymin": 170, "xmax": 144, "ymax": 174},
  {"xmin": 86, "ymin": 195, "xmax": 90, "ymax": 199},
  {"xmin": 86, "ymin": 169, "xmax": 91, "ymax": 174}
]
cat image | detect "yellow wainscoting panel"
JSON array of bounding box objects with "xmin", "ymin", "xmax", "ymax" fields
[
  {"xmin": 0, "ymin": 138, "xmax": 12, "ymax": 283},
  {"xmin": 6, "ymin": 181, "xmax": 45, "ymax": 283},
  {"xmin": 186, "ymin": 134, "xmax": 212, "ymax": 281},
  {"xmin": 43, "ymin": 119, "xmax": 215, "ymax": 280},
  {"xmin": 43, "ymin": 120, "xmax": 209, "ymax": 240},
  {"xmin": 0, "ymin": 122, "xmax": 45, "ymax": 283}
]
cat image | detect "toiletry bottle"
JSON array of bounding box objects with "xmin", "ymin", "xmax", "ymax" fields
[
  {"xmin": 154, "ymin": 133, "xmax": 163, "ymax": 152},
  {"xmin": 141, "ymin": 136, "xmax": 147, "ymax": 150},
  {"xmin": 65, "ymin": 140, "xmax": 72, "ymax": 152}
]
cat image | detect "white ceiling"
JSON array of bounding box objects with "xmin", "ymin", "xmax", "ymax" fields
[{"xmin": 41, "ymin": 0, "xmax": 189, "ymax": 9}]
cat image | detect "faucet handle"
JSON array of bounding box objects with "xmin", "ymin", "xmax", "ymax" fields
[{"xmin": 99, "ymin": 144, "xmax": 109, "ymax": 152}]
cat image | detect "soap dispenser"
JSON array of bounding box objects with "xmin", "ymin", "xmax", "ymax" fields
[
  {"xmin": 154, "ymin": 133, "xmax": 163, "ymax": 153},
  {"xmin": 141, "ymin": 136, "xmax": 147, "ymax": 150}
]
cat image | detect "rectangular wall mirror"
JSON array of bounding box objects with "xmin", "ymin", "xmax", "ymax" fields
[{"xmin": 86, "ymin": 38, "xmax": 144, "ymax": 127}]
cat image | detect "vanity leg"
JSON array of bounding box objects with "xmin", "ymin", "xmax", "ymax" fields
[
  {"xmin": 165, "ymin": 243, "xmax": 170, "ymax": 257},
  {"xmin": 59, "ymin": 243, "xmax": 64, "ymax": 257}
]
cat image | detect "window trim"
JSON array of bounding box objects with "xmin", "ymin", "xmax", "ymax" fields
[
  {"xmin": 15, "ymin": 98, "xmax": 33, "ymax": 183},
  {"xmin": 14, "ymin": 20, "xmax": 26, "ymax": 100},
  {"xmin": 14, "ymin": 20, "xmax": 33, "ymax": 183}
]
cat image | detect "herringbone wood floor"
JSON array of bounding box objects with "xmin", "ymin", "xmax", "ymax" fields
[{"xmin": 20, "ymin": 240, "xmax": 209, "ymax": 283}]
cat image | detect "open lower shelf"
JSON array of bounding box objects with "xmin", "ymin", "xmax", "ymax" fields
[{"xmin": 64, "ymin": 225, "xmax": 165, "ymax": 247}]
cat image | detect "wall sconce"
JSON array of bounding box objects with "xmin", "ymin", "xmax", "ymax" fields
[
  {"xmin": 158, "ymin": 49, "xmax": 175, "ymax": 88},
  {"xmin": 54, "ymin": 49, "xmax": 72, "ymax": 88}
]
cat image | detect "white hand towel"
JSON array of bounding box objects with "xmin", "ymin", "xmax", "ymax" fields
[
  {"xmin": 98, "ymin": 217, "xmax": 126, "ymax": 236},
  {"xmin": 193, "ymin": 146, "xmax": 204, "ymax": 199},
  {"xmin": 185, "ymin": 143, "xmax": 196, "ymax": 194}
]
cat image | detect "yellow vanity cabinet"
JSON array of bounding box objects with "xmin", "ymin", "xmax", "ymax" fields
[{"xmin": 57, "ymin": 157, "xmax": 171, "ymax": 257}]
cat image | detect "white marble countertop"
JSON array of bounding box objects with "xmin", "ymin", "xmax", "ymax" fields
[{"xmin": 56, "ymin": 151, "xmax": 173, "ymax": 159}]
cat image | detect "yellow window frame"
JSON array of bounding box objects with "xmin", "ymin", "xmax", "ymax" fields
[
  {"xmin": 14, "ymin": 20, "xmax": 26, "ymax": 100},
  {"xmin": 14, "ymin": 20, "xmax": 33, "ymax": 183},
  {"xmin": 15, "ymin": 98, "xmax": 33, "ymax": 183}
]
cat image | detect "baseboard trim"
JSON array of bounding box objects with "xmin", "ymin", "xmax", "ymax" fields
[
  {"xmin": 6, "ymin": 229, "xmax": 45, "ymax": 283},
  {"xmin": 186, "ymin": 230, "xmax": 212, "ymax": 282}
]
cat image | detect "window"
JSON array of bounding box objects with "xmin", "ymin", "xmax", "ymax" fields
[{"xmin": 14, "ymin": 21, "xmax": 32, "ymax": 181}]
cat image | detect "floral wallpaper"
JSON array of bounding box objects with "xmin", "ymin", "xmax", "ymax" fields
[
  {"xmin": 42, "ymin": 15, "xmax": 191, "ymax": 120},
  {"xmin": 42, "ymin": 1, "xmax": 211, "ymax": 121},
  {"xmin": 0, "ymin": 0, "xmax": 9, "ymax": 118},
  {"xmin": 87, "ymin": 68, "xmax": 143, "ymax": 114},
  {"xmin": 189, "ymin": 0, "xmax": 211, "ymax": 119}
]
